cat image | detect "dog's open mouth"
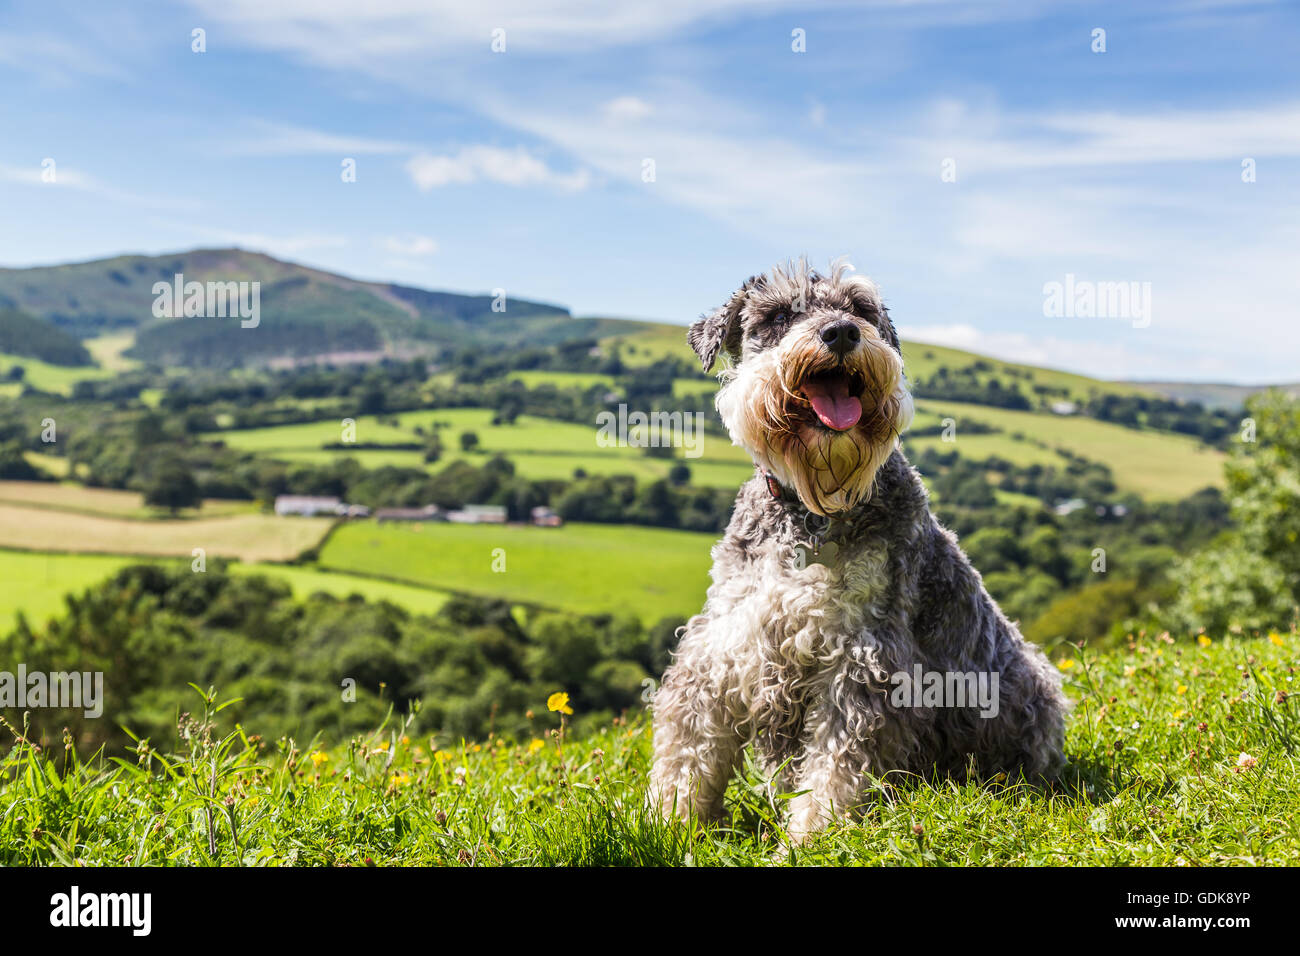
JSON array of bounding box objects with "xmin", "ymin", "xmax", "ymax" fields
[{"xmin": 798, "ymin": 369, "xmax": 866, "ymax": 432}]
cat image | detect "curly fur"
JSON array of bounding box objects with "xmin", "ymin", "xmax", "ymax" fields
[{"xmin": 650, "ymin": 260, "xmax": 1067, "ymax": 843}]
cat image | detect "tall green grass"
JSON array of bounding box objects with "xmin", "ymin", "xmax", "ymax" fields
[{"xmin": 2, "ymin": 630, "xmax": 1296, "ymax": 865}]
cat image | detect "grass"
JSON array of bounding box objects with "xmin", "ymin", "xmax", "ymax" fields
[
  {"xmin": 21, "ymin": 453, "xmax": 76, "ymax": 479},
  {"xmin": 900, "ymin": 340, "xmax": 1147, "ymax": 405},
  {"xmin": 0, "ymin": 503, "xmax": 332, "ymax": 562},
  {"xmin": 83, "ymin": 333, "xmax": 139, "ymax": 373},
  {"xmin": 910, "ymin": 400, "xmax": 1226, "ymax": 500},
  {"xmin": 0, "ymin": 351, "xmax": 115, "ymax": 395},
  {"xmin": 0, "ymin": 480, "xmax": 257, "ymax": 520},
  {"xmin": 506, "ymin": 370, "xmax": 615, "ymax": 391},
  {"xmin": 209, "ymin": 408, "xmax": 753, "ymax": 488},
  {"xmin": 226, "ymin": 563, "xmax": 449, "ymax": 616},
  {"xmin": 0, "ymin": 550, "xmax": 140, "ymax": 628},
  {"xmin": 2, "ymin": 629, "xmax": 1296, "ymax": 865},
  {"xmin": 319, "ymin": 520, "xmax": 714, "ymax": 623},
  {"xmin": 0, "ymin": 549, "xmax": 449, "ymax": 630}
]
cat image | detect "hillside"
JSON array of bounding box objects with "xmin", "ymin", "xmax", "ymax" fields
[
  {"xmin": 0, "ymin": 307, "xmax": 92, "ymax": 366},
  {"xmin": 1128, "ymin": 380, "xmax": 1300, "ymax": 411},
  {"xmin": 0, "ymin": 249, "xmax": 585, "ymax": 368}
]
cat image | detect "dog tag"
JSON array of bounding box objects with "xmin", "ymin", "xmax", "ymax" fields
[{"xmin": 795, "ymin": 540, "xmax": 838, "ymax": 569}]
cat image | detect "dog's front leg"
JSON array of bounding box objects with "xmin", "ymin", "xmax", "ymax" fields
[
  {"xmin": 785, "ymin": 684, "xmax": 882, "ymax": 844},
  {"xmin": 648, "ymin": 622, "xmax": 746, "ymax": 824}
]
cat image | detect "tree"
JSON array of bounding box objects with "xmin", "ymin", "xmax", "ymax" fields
[
  {"xmin": 423, "ymin": 431, "xmax": 444, "ymax": 464},
  {"xmin": 144, "ymin": 455, "xmax": 201, "ymax": 514},
  {"xmin": 1169, "ymin": 392, "xmax": 1300, "ymax": 635},
  {"xmin": 0, "ymin": 441, "xmax": 46, "ymax": 480},
  {"xmin": 460, "ymin": 431, "xmax": 480, "ymax": 452}
]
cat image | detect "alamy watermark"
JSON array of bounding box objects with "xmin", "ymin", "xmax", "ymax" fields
[
  {"xmin": 595, "ymin": 405, "xmax": 705, "ymax": 459},
  {"xmin": 890, "ymin": 665, "xmax": 1000, "ymax": 718},
  {"xmin": 152, "ymin": 273, "xmax": 260, "ymax": 328},
  {"xmin": 0, "ymin": 666, "xmax": 103, "ymax": 718},
  {"xmin": 1043, "ymin": 273, "xmax": 1151, "ymax": 328},
  {"xmin": 50, "ymin": 886, "xmax": 150, "ymax": 936}
]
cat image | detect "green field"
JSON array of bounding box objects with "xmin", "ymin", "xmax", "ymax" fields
[
  {"xmin": 0, "ymin": 351, "xmax": 115, "ymax": 395},
  {"xmin": 226, "ymin": 563, "xmax": 449, "ymax": 615},
  {"xmin": 900, "ymin": 340, "xmax": 1147, "ymax": 404},
  {"xmin": 210, "ymin": 408, "xmax": 754, "ymax": 488},
  {"xmin": 0, "ymin": 549, "xmax": 449, "ymax": 630},
  {"xmin": 2, "ymin": 630, "xmax": 1296, "ymax": 865},
  {"xmin": 0, "ymin": 550, "xmax": 141, "ymax": 628},
  {"xmin": 506, "ymin": 370, "xmax": 615, "ymax": 391},
  {"xmin": 911, "ymin": 400, "xmax": 1225, "ymax": 500},
  {"xmin": 320, "ymin": 520, "xmax": 714, "ymax": 623}
]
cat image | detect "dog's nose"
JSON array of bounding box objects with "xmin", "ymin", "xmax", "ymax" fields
[{"xmin": 819, "ymin": 319, "xmax": 860, "ymax": 355}]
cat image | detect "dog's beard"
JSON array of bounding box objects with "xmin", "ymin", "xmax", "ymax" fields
[{"xmin": 716, "ymin": 323, "xmax": 913, "ymax": 516}]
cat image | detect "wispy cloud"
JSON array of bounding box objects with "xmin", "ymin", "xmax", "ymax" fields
[
  {"xmin": 405, "ymin": 146, "xmax": 589, "ymax": 191},
  {"xmin": 0, "ymin": 162, "xmax": 199, "ymax": 211},
  {"xmin": 183, "ymin": 226, "xmax": 348, "ymax": 258},
  {"xmin": 0, "ymin": 31, "xmax": 128, "ymax": 84},
  {"xmin": 377, "ymin": 234, "xmax": 438, "ymax": 256},
  {"xmin": 226, "ymin": 121, "xmax": 417, "ymax": 156}
]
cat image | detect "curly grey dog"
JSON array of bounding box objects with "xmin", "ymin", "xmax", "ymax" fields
[{"xmin": 649, "ymin": 260, "xmax": 1067, "ymax": 843}]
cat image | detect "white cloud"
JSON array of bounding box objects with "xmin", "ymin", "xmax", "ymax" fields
[
  {"xmin": 0, "ymin": 162, "xmax": 199, "ymax": 211},
  {"xmin": 184, "ymin": 226, "xmax": 348, "ymax": 258},
  {"xmin": 903, "ymin": 101, "xmax": 1300, "ymax": 175},
  {"xmin": 184, "ymin": 0, "xmax": 842, "ymax": 61},
  {"xmin": 378, "ymin": 234, "xmax": 438, "ymax": 256},
  {"xmin": 227, "ymin": 121, "xmax": 416, "ymax": 156},
  {"xmin": 0, "ymin": 32, "xmax": 127, "ymax": 84},
  {"xmin": 405, "ymin": 146, "xmax": 589, "ymax": 191},
  {"xmin": 603, "ymin": 96, "xmax": 652, "ymax": 122}
]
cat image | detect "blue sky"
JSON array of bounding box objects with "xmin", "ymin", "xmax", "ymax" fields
[{"xmin": 1, "ymin": 0, "xmax": 1297, "ymax": 382}]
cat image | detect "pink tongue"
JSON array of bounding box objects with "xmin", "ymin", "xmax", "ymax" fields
[{"xmin": 801, "ymin": 379, "xmax": 862, "ymax": 431}]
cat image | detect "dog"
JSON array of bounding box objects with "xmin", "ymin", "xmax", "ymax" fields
[{"xmin": 648, "ymin": 259, "xmax": 1067, "ymax": 843}]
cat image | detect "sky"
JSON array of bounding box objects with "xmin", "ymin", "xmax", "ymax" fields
[{"xmin": 1, "ymin": 0, "xmax": 1297, "ymax": 383}]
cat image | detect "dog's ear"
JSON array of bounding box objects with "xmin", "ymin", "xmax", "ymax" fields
[
  {"xmin": 688, "ymin": 278, "xmax": 754, "ymax": 372},
  {"xmin": 878, "ymin": 304, "xmax": 902, "ymax": 354}
]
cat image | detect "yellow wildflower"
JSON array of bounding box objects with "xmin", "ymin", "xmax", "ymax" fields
[
  {"xmin": 1269, "ymin": 632, "xmax": 1285, "ymax": 646},
  {"xmin": 1197, "ymin": 635, "xmax": 1212, "ymax": 647},
  {"xmin": 310, "ymin": 751, "xmax": 329, "ymax": 768},
  {"xmin": 1057, "ymin": 659, "xmax": 1075, "ymax": 671},
  {"xmin": 1176, "ymin": 685, "xmax": 1188, "ymax": 695},
  {"xmin": 547, "ymin": 691, "xmax": 574, "ymax": 715},
  {"xmin": 527, "ymin": 739, "xmax": 546, "ymax": 754}
]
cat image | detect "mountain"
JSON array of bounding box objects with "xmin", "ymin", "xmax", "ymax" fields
[
  {"xmin": 1126, "ymin": 381, "xmax": 1300, "ymax": 411},
  {"xmin": 0, "ymin": 307, "xmax": 92, "ymax": 366},
  {"xmin": 0, "ymin": 249, "xmax": 653, "ymax": 369}
]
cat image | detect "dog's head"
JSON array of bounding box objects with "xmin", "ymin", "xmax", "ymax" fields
[{"xmin": 691, "ymin": 258, "xmax": 914, "ymax": 516}]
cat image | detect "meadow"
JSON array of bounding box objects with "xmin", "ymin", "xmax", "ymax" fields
[
  {"xmin": 0, "ymin": 549, "xmax": 449, "ymax": 631},
  {"xmin": 1, "ymin": 629, "xmax": 1295, "ymax": 866},
  {"xmin": 0, "ymin": 480, "xmax": 256, "ymax": 520},
  {"xmin": 209, "ymin": 407, "xmax": 756, "ymax": 488},
  {"xmin": 909, "ymin": 400, "xmax": 1226, "ymax": 500},
  {"xmin": 319, "ymin": 520, "xmax": 713, "ymax": 623},
  {"xmin": 0, "ymin": 503, "xmax": 332, "ymax": 562}
]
